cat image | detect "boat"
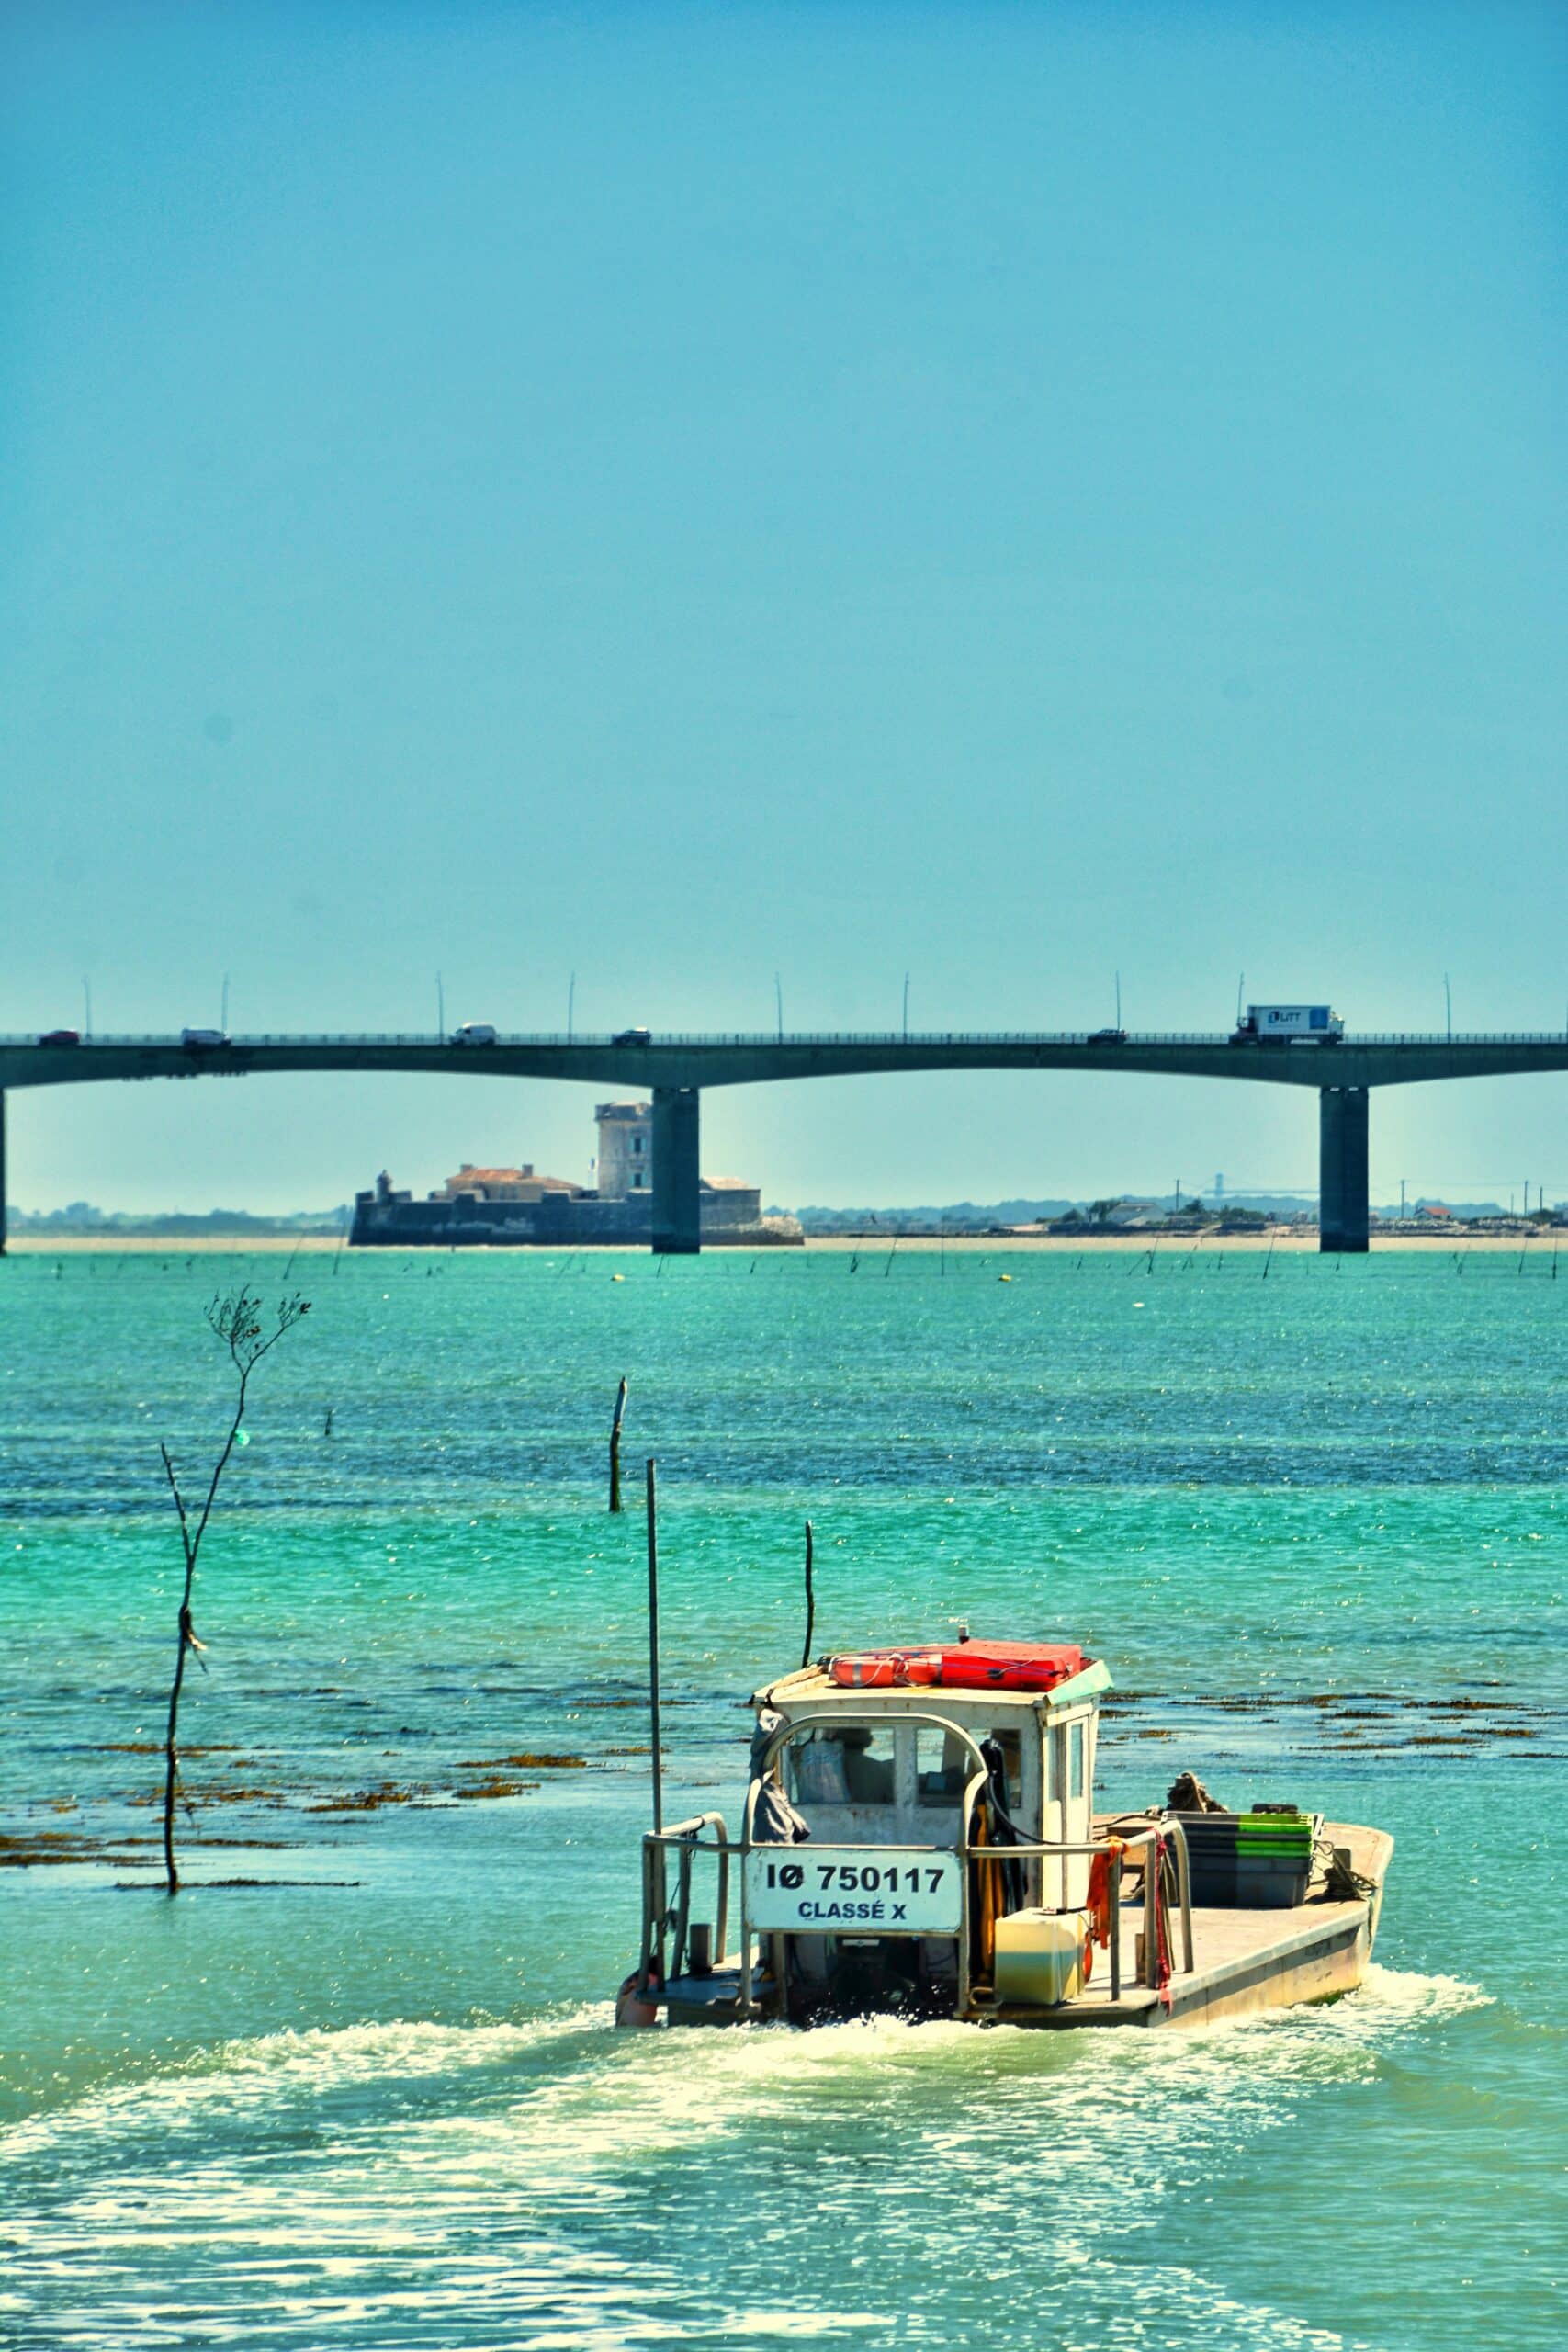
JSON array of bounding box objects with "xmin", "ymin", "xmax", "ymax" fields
[{"xmin": 615, "ymin": 1636, "xmax": 1393, "ymax": 2030}]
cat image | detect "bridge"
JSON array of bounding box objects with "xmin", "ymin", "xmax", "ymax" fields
[{"xmin": 4, "ymin": 1029, "xmax": 1567, "ymax": 1255}]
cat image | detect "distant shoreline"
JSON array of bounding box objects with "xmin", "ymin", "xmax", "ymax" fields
[{"xmin": 5, "ymin": 1229, "xmax": 1551, "ymax": 1256}]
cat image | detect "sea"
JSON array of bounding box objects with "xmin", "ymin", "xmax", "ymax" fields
[{"xmin": 1, "ymin": 1243, "xmax": 1563, "ymax": 2350}]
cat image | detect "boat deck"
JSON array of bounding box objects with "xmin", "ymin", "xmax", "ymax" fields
[{"xmin": 1004, "ymin": 1819, "xmax": 1393, "ymax": 2029}]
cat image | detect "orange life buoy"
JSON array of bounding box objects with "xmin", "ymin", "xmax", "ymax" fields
[{"xmin": 827, "ymin": 1648, "xmax": 942, "ymax": 1689}]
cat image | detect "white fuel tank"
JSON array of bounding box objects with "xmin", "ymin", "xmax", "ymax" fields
[{"xmin": 993, "ymin": 1908, "xmax": 1083, "ymax": 2006}]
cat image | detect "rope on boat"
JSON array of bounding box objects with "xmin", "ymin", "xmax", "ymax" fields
[{"xmin": 1316, "ymin": 1838, "xmax": 1378, "ymax": 1901}]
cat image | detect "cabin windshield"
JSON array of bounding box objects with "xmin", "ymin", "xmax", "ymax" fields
[
  {"xmin": 915, "ymin": 1724, "xmax": 1021, "ymax": 1811},
  {"xmin": 773, "ymin": 1716, "xmax": 1029, "ymax": 1830},
  {"xmin": 784, "ymin": 1724, "xmax": 897, "ymax": 1806}
]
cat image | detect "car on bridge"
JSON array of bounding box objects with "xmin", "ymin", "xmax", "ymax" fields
[
  {"xmin": 1087, "ymin": 1027, "xmax": 1128, "ymax": 1046},
  {"xmin": 38, "ymin": 1028, "xmax": 81, "ymax": 1046},
  {"xmin": 452, "ymin": 1023, "xmax": 498, "ymax": 1045},
  {"xmin": 180, "ymin": 1028, "xmax": 230, "ymax": 1049},
  {"xmin": 612, "ymin": 1027, "xmax": 652, "ymax": 1046}
]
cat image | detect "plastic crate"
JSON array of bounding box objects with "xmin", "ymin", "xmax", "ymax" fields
[{"xmin": 1170, "ymin": 1811, "xmax": 1314, "ymax": 1909}]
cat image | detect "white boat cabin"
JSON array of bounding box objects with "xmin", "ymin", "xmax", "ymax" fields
[{"xmin": 754, "ymin": 1658, "xmax": 1111, "ymax": 1911}]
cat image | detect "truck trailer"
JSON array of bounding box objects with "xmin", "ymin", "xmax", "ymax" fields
[{"xmin": 1231, "ymin": 1004, "xmax": 1343, "ymax": 1043}]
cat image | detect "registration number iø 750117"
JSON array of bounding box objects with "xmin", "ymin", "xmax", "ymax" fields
[{"xmin": 744, "ymin": 1847, "xmax": 963, "ymax": 1934}]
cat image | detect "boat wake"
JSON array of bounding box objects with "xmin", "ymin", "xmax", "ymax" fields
[{"xmin": 0, "ymin": 1965, "xmax": 1492, "ymax": 2349}]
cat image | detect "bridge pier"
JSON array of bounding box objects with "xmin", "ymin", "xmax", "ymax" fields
[
  {"xmin": 651, "ymin": 1085, "xmax": 701, "ymax": 1254},
  {"xmin": 1319, "ymin": 1086, "xmax": 1370, "ymax": 1253}
]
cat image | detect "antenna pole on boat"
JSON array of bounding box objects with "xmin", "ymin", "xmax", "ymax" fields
[
  {"xmin": 646, "ymin": 1456, "xmax": 663, "ymax": 1835},
  {"xmin": 800, "ymin": 1518, "xmax": 816, "ymax": 1670}
]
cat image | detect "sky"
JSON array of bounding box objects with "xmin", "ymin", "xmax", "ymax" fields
[{"xmin": 3, "ymin": 1, "xmax": 1564, "ymax": 1211}]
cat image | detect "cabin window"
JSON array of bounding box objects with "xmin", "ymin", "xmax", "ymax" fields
[
  {"xmin": 786, "ymin": 1725, "xmax": 897, "ymax": 1807},
  {"xmin": 916, "ymin": 1725, "xmax": 1022, "ymax": 1809},
  {"xmin": 915, "ymin": 1726, "xmax": 968, "ymax": 1805},
  {"xmin": 1067, "ymin": 1719, "xmax": 1086, "ymax": 1801}
]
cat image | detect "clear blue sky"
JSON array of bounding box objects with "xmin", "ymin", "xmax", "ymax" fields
[{"xmin": 4, "ymin": 2, "xmax": 1563, "ymax": 1210}]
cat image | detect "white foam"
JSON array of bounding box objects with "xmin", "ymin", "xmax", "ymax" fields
[{"xmin": 0, "ymin": 1972, "xmax": 1496, "ymax": 2350}]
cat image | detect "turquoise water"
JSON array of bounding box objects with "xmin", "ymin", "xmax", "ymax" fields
[{"xmin": 2, "ymin": 1246, "xmax": 1564, "ymax": 2349}]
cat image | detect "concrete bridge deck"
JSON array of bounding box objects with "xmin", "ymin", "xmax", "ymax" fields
[{"xmin": 4, "ymin": 1030, "xmax": 1566, "ymax": 1254}]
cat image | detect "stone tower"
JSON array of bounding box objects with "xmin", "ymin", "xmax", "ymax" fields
[{"xmin": 595, "ymin": 1101, "xmax": 653, "ymax": 1199}]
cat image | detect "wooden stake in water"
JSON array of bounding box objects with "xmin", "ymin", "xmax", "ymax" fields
[
  {"xmin": 646, "ymin": 1457, "xmax": 663, "ymax": 1835},
  {"xmin": 800, "ymin": 1518, "xmax": 816, "ymax": 1670},
  {"xmin": 609, "ymin": 1376, "xmax": 628, "ymax": 1512}
]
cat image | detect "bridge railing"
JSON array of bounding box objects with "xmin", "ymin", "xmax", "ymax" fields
[{"xmin": 6, "ymin": 1031, "xmax": 1568, "ymax": 1049}]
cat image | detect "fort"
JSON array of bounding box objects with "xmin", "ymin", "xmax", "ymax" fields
[{"xmin": 349, "ymin": 1101, "xmax": 803, "ymax": 1247}]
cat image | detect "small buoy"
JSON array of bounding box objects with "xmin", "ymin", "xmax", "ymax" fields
[
  {"xmin": 615, "ymin": 1973, "xmax": 660, "ymax": 2028},
  {"xmin": 235, "ymin": 1428, "xmax": 250, "ymax": 1447},
  {"xmin": 612, "ymin": 1273, "xmax": 626, "ymax": 1283},
  {"xmin": 998, "ymin": 1273, "xmax": 1011, "ymax": 1283}
]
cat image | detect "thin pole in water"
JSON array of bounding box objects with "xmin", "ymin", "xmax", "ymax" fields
[
  {"xmin": 800, "ymin": 1518, "xmax": 816, "ymax": 1669},
  {"xmin": 646, "ymin": 1458, "xmax": 663, "ymax": 1835},
  {"xmin": 609, "ymin": 1376, "xmax": 627, "ymax": 1511}
]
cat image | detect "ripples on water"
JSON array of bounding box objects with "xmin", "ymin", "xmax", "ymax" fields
[
  {"xmin": 2, "ymin": 1250, "xmax": 1565, "ymax": 2348},
  {"xmin": 0, "ymin": 1973, "xmax": 1497, "ymax": 2350}
]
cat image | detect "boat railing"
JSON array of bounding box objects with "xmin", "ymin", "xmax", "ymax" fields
[
  {"xmin": 639, "ymin": 1813, "xmax": 731, "ymax": 1995},
  {"xmin": 965, "ymin": 1822, "xmax": 1194, "ymax": 2003},
  {"xmin": 635, "ymin": 1811, "xmax": 1192, "ymax": 2014}
]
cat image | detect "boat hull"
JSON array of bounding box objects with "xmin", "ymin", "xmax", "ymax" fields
[{"xmin": 656, "ymin": 1822, "xmax": 1392, "ymax": 2031}]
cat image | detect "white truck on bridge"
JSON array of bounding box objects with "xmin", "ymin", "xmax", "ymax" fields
[{"xmin": 1232, "ymin": 1004, "xmax": 1343, "ymax": 1043}]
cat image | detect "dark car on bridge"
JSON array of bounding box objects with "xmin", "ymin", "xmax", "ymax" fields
[
  {"xmin": 38, "ymin": 1028, "xmax": 81, "ymax": 1046},
  {"xmin": 612, "ymin": 1027, "xmax": 653, "ymax": 1046},
  {"xmin": 1087, "ymin": 1027, "xmax": 1128, "ymax": 1046}
]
